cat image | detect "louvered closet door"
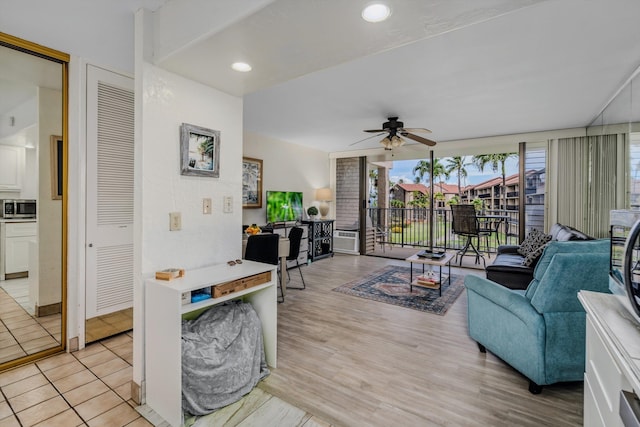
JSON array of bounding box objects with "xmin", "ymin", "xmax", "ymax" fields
[{"xmin": 86, "ymin": 65, "xmax": 134, "ymax": 318}]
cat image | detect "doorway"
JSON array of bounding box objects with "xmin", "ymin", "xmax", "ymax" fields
[{"xmin": 84, "ymin": 65, "xmax": 135, "ymax": 343}]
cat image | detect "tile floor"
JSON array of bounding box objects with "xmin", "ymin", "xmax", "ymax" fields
[
  {"xmin": 1, "ymin": 279, "xmax": 32, "ymax": 315},
  {"xmin": 85, "ymin": 309, "xmax": 133, "ymax": 343},
  {"xmin": 0, "ymin": 331, "xmax": 327, "ymax": 427},
  {"xmin": 0, "ymin": 287, "xmax": 61, "ymax": 364},
  {"xmin": 0, "ymin": 331, "xmax": 150, "ymax": 427}
]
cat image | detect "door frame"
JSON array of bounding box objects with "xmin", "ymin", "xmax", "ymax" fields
[{"xmin": 0, "ymin": 31, "xmax": 69, "ymax": 371}]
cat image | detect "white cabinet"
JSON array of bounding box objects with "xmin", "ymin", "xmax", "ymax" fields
[
  {"xmin": 144, "ymin": 261, "xmax": 277, "ymax": 427},
  {"xmin": 0, "ymin": 145, "xmax": 24, "ymax": 192},
  {"xmin": 579, "ymin": 291, "xmax": 640, "ymax": 427},
  {"xmin": 3, "ymin": 221, "xmax": 36, "ymax": 278}
]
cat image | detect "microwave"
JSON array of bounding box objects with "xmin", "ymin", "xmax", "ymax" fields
[{"xmin": 1, "ymin": 199, "xmax": 36, "ymax": 219}]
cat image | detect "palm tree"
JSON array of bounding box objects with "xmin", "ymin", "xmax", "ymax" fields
[
  {"xmin": 445, "ymin": 156, "xmax": 469, "ymax": 198},
  {"xmin": 412, "ymin": 160, "xmax": 429, "ymax": 184},
  {"xmin": 433, "ymin": 160, "xmax": 448, "ymax": 185},
  {"xmin": 412, "ymin": 159, "xmax": 448, "ymax": 185},
  {"xmin": 472, "ymin": 153, "xmax": 517, "ymax": 210}
]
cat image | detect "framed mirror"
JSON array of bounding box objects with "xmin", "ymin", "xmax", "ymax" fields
[{"xmin": 0, "ymin": 32, "xmax": 68, "ymax": 370}]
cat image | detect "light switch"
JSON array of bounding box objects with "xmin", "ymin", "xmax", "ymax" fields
[
  {"xmin": 223, "ymin": 196, "xmax": 233, "ymax": 213},
  {"xmin": 203, "ymin": 198, "xmax": 212, "ymax": 214},
  {"xmin": 169, "ymin": 212, "xmax": 181, "ymax": 231}
]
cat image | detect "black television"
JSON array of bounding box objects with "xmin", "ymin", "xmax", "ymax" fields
[{"xmin": 266, "ymin": 191, "xmax": 303, "ymax": 223}]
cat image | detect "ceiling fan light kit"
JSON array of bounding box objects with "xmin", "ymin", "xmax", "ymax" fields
[
  {"xmin": 359, "ymin": 116, "xmax": 437, "ymax": 150},
  {"xmin": 380, "ymin": 135, "xmax": 404, "ymax": 150},
  {"xmin": 361, "ymin": 3, "xmax": 391, "ymax": 23}
]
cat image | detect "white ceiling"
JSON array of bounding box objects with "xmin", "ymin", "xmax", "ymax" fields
[
  {"xmin": 3, "ymin": 0, "xmax": 640, "ymax": 155},
  {"xmin": 157, "ymin": 0, "xmax": 640, "ymax": 154}
]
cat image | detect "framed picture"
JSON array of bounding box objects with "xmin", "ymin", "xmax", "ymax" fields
[
  {"xmin": 50, "ymin": 135, "xmax": 63, "ymax": 200},
  {"xmin": 180, "ymin": 123, "xmax": 220, "ymax": 177},
  {"xmin": 242, "ymin": 157, "xmax": 263, "ymax": 208}
]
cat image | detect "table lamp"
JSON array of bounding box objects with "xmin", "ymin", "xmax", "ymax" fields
[{"xmin": 316, "ymin": 187, "xmax": 332, "ymax": 219}]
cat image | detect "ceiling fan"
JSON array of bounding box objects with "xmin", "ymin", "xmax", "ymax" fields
[{"xmin": 351, "ymin": 116, "xmax": 437, "ymax": 150}]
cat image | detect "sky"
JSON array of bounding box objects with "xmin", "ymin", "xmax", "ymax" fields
[{"xmin": 389, "ymin": 156, "xmax": 519, "ymax": 187}]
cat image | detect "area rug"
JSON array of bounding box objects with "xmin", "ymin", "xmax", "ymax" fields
[{"xmin": 332, "ymin": 265, "xmax": 465, "ymax": 315}]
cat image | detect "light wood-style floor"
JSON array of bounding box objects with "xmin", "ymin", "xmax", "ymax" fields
[
  {"xmin": 0, "ymin": 252, "xmax": 583, "ymax": 426},
  {"xmin": 260, "ymin": 253, "xmax": 583, "ymax": 427}
]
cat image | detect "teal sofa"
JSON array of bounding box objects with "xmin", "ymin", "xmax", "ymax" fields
[{"xmin": 464, "ymin": 239, "xmax": 610, "ymax": 393}]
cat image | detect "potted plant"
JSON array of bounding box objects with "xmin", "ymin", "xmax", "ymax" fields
[{"xmin": 307, "ymin": 206, "xmax": 319, "ymax": 220}]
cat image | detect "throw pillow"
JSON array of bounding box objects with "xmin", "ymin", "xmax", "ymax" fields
[
  {"xmin": 517, "ymin": 229, "xmax": 552, "ymax": 257},
  {"xmin": 522, "ymin": 241, "xmax": 550, "ymax": 267}
]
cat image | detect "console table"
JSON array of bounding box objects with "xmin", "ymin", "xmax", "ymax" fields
[
  {"xmin": 302, "ymin": 219, "xmax": 334, "ymax": 262},
  {"xmin": 144, "ymin": 262, "xmax": 277, "ymax": 426}
]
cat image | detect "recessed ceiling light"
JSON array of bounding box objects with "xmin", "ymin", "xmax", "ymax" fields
[
  {"xmin": 231, "ymin": 62, "xmax": 252, "ymax": 72},
  {"xmin": 362, "ymin": 3, "xmax": 391, "ymax": 23}
]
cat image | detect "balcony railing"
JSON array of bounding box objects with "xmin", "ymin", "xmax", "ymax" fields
[{"xmin": 367, "ymin": 207, "xmax": 520, "ymax": 254}]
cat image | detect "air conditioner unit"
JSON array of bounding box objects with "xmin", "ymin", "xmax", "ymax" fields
[{"xmin": 333, "ymin": 230, "xmax": 359, "ymax": 255}]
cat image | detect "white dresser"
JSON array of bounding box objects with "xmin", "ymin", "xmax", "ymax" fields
[{"xmin": 579, "ymin": 290, "xmax": 640, "ymax": 427}]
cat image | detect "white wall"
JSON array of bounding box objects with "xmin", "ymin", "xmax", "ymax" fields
[
  {"xmin": 133, "ymin": 49, "xmax": 244, "ymax": 393},
  {"xmin": 0, "ymin": 97, "xmax": 37, "ymax": 140},
  {"xmin": 243, "ymin": 131, "xmax": 330, "ymax": 225},
  {"xmin": 140, "ymin": 65, "xmax": 243, "ymax": 271},
  {"xmin": 37, "ymin": 87, "xmax": 62, "ymax": 306},
  {"xmin": 22, "ymin": 144, "xmax": 38, "ymax": 200}
]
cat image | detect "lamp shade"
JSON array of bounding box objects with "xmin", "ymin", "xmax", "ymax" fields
[
  {"xmin": 380, "ymin": 137, "xmax": 392, "ymax": 149},
  {"xmin": 316, "ymin": 187, "xmax": 332, "ymax": 201}
]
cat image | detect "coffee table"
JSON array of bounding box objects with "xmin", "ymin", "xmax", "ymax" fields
[{"xmin": 405, "ymin": 251, "xmax": 455, "ymax": 296}]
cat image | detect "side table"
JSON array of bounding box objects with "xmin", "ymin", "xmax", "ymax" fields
[
  {"xmin": 302, "ymin": 219, "xmax": 334, "ymax": 262},
  {"xmin": 405, "ymin": 251, "xmax": 455, "ymax": 296}
]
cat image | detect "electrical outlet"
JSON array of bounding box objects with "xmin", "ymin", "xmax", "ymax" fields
[
  {"xmin": 203, "ymin": 198, "xmax": 212, "ymax": 214},
  {"xmin": 223, "ymin": 196, "xmax": 233, "ymax": 213},
  {"xmin": 169, "ymin": 212, "xmax": 181, "ymax": 231}
]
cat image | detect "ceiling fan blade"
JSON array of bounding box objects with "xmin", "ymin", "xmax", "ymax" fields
[
  {"xmin": 349, "ymin": 132, "xmax": 385, "ymax": 146},
  {"xmin": 401, "ymin": 132, "xmax": 437, "ymax": 146},
  {"xmin": 402, "ymin": 127, "xmax": 432, "ymax": 134},
  {"xmin": 364, "ymin": 129, "xmax": 386, "ymax": 133}
]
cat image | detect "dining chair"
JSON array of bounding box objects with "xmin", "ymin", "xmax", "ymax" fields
[
  {"xmin": 450, "ymin": 204, "xmax": 489, "ymax": 267},
  {"xmin": 244, "ymin": 233, "xmax": 283, "ymax": 302},
  {"xmin": 284, "ymin": 227, "xmax": 306, "ymax": 290},
  {"xmin": 477, "ymin": 215, "xmax": 503, "ymax": 251}
]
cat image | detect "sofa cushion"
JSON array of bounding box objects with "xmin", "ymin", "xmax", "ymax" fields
[
  {"xmin": 566, "ymin": 225, "xmax": 595, "ymax": 240},
  {"xmin": 549, "ymin": 223, "xmax": 564, "ymax": 240},
  {"xmin": 549, "ymin": 223, "xmax": 595, "ymax": 241},
  {"xmin": 522, "ymin": 241, "xmax": 551, "ymax": 267},
  {"xmin": 486, "ymin": 224, "xmax": 599, "ymax": 292},
  {"xmin": 555, "ymin": 227, "xmax": 576, "ymax": 241},
  {"xmin": 524, "ymin": 239, "xmax": 610, "ymax": 298},
  {"xmin": 517, "ymin": 229, "xmax": 552, "ymax": 258}
]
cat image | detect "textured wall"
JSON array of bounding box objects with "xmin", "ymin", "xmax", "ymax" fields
[{"xmin": 139, "ymin": 64, "xmax": 243, "ymax": 274}]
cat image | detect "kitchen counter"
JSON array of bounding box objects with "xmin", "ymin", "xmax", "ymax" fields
[{"xmin": 0, "ymin": 218, "xmax": 37, "ymax": 223}]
